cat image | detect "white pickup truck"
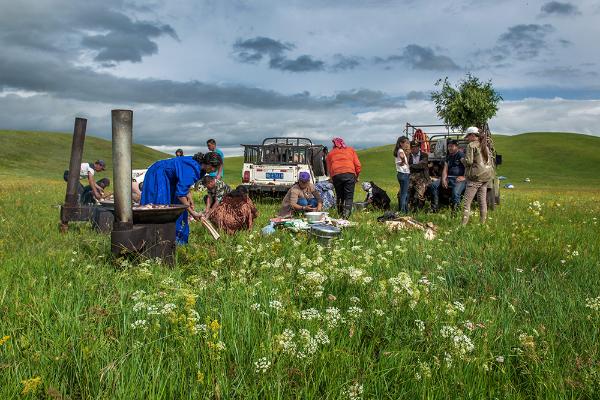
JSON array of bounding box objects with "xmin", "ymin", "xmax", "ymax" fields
[{"xmin": 240, "ymin": 137, "xmax": 328, "ymax": 197}]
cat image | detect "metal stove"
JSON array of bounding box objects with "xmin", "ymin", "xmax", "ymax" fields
[{"xmin": 109, "ymin": 110, "xmax": 186, "ymax": 265}]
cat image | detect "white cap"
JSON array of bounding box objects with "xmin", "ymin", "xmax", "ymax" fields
[{"xmin": 465, "ymin": 126, "xmax": 479, "ymax": 135}]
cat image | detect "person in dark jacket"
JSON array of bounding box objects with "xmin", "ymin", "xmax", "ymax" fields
[
  {"xmin": 408, "ymin": 140, "xmax": 430, "ymax": 211},
  {"xmin": 80, "ymin": 178, "xmax": 110, "ymax": 205},
  {"xmin": 361, "ymin": 181, "xmax": 391, "ymax": 210}
]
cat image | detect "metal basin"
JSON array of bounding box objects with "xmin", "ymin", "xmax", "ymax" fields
[
  {"xmin": 101, "ymin": 202, "xmax": 188, "ymax": 224},
  {"xmin": 310, "ymin": 223, "xmax": 341, "ymax": 246},
  {"xmin": 353, "ymin": 201, "xmax": 368, "ymax": 211}
]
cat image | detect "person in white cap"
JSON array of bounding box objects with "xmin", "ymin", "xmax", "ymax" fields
[
  {"xmin": 461, "ymin": 126, "xmax": 494, "ymax": 225},
  {"xmin": 361, "ymin": 181, "xmax": 391, "ymax": 210}
]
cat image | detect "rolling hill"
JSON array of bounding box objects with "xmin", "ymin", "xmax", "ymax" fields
[{"xmin": 1, "ymin": 130, "xmax": 598, "ymax": 190}]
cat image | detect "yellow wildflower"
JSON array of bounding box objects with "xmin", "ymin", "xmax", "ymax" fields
[
  {"xmin": 0, "ymin": 335, "xmax": 10, "ymax": 346},
  {"xmin": 209, "ymin": 319, "xmax": 220, "ymax": 332},
  {"xmin": 197, "ymin": 371, "xmax": 205, "ymax": 384},
  {"xmin": 184, "ymin": 293, "xmax": 197, "ymax": 309},
  {"xmin": 21, "ymin": 376, "xmax": 42, "ymax": 395}
]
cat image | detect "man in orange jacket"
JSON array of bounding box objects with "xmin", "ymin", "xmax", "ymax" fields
[{"xmin": 326, "ymin": 137, "xmax": 362, "ymax": 218}]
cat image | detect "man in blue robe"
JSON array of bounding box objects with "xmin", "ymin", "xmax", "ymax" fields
[{"xmin": 141, "ymin": 152, "xmax": 222, "ymax": 244}]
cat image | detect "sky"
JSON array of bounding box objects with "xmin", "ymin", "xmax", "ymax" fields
[{"xmin": 1, "ymin": 0, "xmax": 599, "ymax": 156}]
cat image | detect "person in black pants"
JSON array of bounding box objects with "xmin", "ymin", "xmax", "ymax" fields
[{"xmin": 325, "ymin": 137, "xmax": 362, "ymax": 218}]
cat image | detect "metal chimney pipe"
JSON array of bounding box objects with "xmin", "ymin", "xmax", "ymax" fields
[
  {"xmin": 64, "ymin": 118, "xmax": 87, "ymax": 207},
  {"xmin": 111, "ymin": 110, "xmax": 133, "ymax": 228}
]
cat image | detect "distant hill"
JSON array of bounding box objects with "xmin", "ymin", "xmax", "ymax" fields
[
  {"xmin": 0, "ymin": 130, "xmax": 169, "ymax": 180},
  {"xmin": 1, "ymin": 130, "xmax": 598, "ymax": 190}
]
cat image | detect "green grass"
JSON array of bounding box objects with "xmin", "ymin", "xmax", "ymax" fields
[{"xmin": 1, "ymin": 130, "xmax": 600, "ymax": 398}]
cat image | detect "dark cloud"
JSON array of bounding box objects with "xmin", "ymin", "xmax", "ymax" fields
[
  {"xmin": 232, "ymin": 36, "xmax": 294, "ymax": 63},
  {"xmin": 330, "ymin": 54, "xmax": 364, "ymax": 71},
  {"xmin": 0, "ymin": 1, "xmax": 177, "ymax": 65},
  {"xmin": 374, "ymin": 45, "xmax": 460, "ymax": 71},
  {"xmin": 81, "ymin": 20, "xmax": 177, "ymax": 63},
  {"xmin": 406, "ymin": 90, "xmax": 428, "ymax": 100},
  {"xmin": 269, "ymin": 55, "xmax": 325, "ymax": 72},
  {"xmin": 232, "ymin": 36, "xmax": 326, "ymax": 73},
  {"xmin": 0, "ymin": 50, "xmax": 400, "ymax": 110},
  {"xmin": 497, "ymin": 24, "xmax": 555, "ymax": 59},
  {"xmin": 540, "ymin": 1, "xmax": 580, "ymax": 16},
  {"xmin": 331, "ymin": 89, "xmax": 403, "ymax": 107},
  {"xmin": 526, "ymin": 66, "xmax": 598, "ymax": 79}
]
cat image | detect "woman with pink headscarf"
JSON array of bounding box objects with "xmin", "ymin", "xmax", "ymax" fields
[{"xmin": 325, "ymin": 137, "xmax": 362, "ymax": 218}]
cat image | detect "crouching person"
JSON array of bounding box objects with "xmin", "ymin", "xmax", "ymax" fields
[
  {"xmin": 208, "ymin": 186, "xmax": 258, "ymax": 234},
  {"xmin": 202, "ymin": 175, "xmax": 231, "ymax": 213},
  {"xmin": 81, "ymin": 178, "xmax": 110, "ymax": 204},
  {"xmin": 278, "ymin": 172, "xmax": 323, "ymax": 217},
  {"xmin": 361, "ymin": 181, "xmax": 391, "ymax": 210}
]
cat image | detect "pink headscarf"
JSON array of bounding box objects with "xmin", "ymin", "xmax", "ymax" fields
[{"xmin": 332, "ymin": 137, "xmax": 347, "ymax": 149}]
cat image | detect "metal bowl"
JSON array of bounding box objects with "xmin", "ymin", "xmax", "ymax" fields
[
  {"xmin": 100, "ymin": 202, "xmax": 188, "ymax": 224},
  {"xmin": 353, "ymin": 202, "xmax": 368, "ymax": 211},
  {"xmin": 310, "ymin": 223, "xmax": 341, "ymax": 246},
  {"xmin": 131, "ymin": 205, "xmax": 188, "ymax": 224},
  {"xmin": 305, "ymin": 211, "xmax": 327, "ymax": 224}
]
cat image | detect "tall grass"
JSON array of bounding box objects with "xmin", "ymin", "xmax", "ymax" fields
[{"xmin": 1, "ymin": 176, "xmax": 599, "ymax": 399}]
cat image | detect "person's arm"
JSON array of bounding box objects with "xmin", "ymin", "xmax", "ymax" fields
[
  {"xmin": 442, "ymin": 162, "xmax": 448, "ymax": 188},
  {"xmin": 216, "ymin": 164, "xmax": 223, "ymax": 180},
  {"xmin": 312, "ymin": 189, "xmax": 323, "ymax": 211},
  {"xmin": 205, "ymin": 195, "xmax": 212, "ymax": 212},
  {"xmin": 409, "ymin": 155, "xmax": 426, "ymax": 172},
  {"xmin": 325, "ymin": 152, "xmax": 333, "ymax": 177},
  {"xmin": 88, "ymin": 172, "xmax": 102, "ymax": 199},
  {"xmin": 289, "ymin": 189, "xmax": 304, "ymax": 212},
  {"xmin": 187, "ymin": 192, "xmax": 195, "ymax": 210},
  {"xmin": 352, "ymin": 149, "xmax": 362, "ymax": 178},
  {"xmin": 178, "ymin": 194, "xmax": 202, "ymax": 219},
  {"xmin": 464, "ymin": 144, "xmax": 474, "ymax": 167}
]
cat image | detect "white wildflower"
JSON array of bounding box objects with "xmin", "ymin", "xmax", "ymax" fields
[
  {"xmin": 585, "ymin": 296, "xmax": 600, "ymax": 311},
  {"xmin": 415, "ymin": 319, "xmax": 425, "ymax": 332},
  {"xmin": 300, "ymin": 308, "xmax": 321, "ymax": 321},
  {"xmin": 250, "ymin": 303, "xmax": 261, "ymax": 311},
  {"xmin": 344, "ymin": 382, "xmax": 363, "ymax": 400},
  {"xmin": 325, "ymin": 307, "xmax": 344, "ymax": 328},
  {"xmin": 347, "ymin": 306, "xmax": 363, "ymax": 319},
  {"xmin": 269, "ymin": 300, "xmax": 283, "ymax": 311},
  {"xmin": 254, "ymin": 357, "xmax": 271, "ymax": 373},
  {"xmin": 130, "ymin": 319, "xmax": 148, "ymax": 330},
  {"xmin": 161, "ymin": 303, "xmax": 177, "ymax": 314}
]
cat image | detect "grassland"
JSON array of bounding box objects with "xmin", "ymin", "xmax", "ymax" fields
[{"xmin": 0, "ymin": 130, "xmax": 599, "ymax": 399}]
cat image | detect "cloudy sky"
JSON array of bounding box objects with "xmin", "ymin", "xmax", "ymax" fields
[{"xmin": 1, "ymin": 0, "xmax": 599, "ymax": 155}]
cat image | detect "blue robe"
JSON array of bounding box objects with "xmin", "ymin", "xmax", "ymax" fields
[{"xmin": 141, "ymin": 156, "xmax": 205, "ymax": 244}]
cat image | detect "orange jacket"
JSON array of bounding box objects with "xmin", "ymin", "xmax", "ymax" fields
[{"xmin": 326, "ymin": 147, "xmax": 362, "ymax": 177}]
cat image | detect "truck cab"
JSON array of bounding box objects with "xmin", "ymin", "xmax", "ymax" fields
[{"xmin": 240, "ymin": 137, "xmax": 328, "ymax": 197}]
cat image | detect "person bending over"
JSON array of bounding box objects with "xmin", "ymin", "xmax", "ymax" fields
[
  {"xmin": 202, "ymin": 175, "xmax": 231, "ymax": 214},
  {"xmin": 278, "ymin": 172, "xmax": 323, "ymax": 217}
]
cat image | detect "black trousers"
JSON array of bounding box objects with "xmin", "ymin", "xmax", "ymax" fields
[{"xmin": 332, "ymin": 173, "xmax": 356, "ymax": 218}]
